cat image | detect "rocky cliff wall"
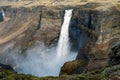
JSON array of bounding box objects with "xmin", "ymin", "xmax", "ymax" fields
[
  {"xmin": 0, "ymin": 3, "xmax": 119, "ymax": 53},
  {"xmin": 0, "ymin": 6, "xmax": 64, "ymax": 54},
  {"xmin": 69, "ymin": 3, "xmax": 120, "ymax": 50}
]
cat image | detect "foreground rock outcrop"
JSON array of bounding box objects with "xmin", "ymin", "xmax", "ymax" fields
[{"xmin": 59, "ymin": 59, "xmax": 88, "ymax": 75}]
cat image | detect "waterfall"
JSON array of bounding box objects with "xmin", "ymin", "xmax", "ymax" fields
[
  {"xmin": 2, "ymin": 10, "xmax": 5, "ymax": 18},
  {"xmin": 1, "ymin": 9, "xmax": 76, "ymax": 77},
  {"xmin": 57, "ymin": 9, "xmax": 73, "ymax": 60}
]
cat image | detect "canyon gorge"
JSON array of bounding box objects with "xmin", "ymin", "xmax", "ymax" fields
[{"xmin": 0, "ymin": 0, "xmax": 120, "ymax": 80}]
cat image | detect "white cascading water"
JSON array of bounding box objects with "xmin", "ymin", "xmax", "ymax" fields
[{"xmin": 56, "ymin": 9, "xmax": 73, "ymax": 61}]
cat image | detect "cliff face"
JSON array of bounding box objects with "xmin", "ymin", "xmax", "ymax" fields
[
  {"xmin": 0, "ymin": 6, "xmax": 64, "ymax": 54},
  {"xmin": 0, "ymin": 2, "xmax": 119, "ymax": 54},
  {"xmin": 69, "ymin": 2, "xmax": 120, "ymax": 50}
]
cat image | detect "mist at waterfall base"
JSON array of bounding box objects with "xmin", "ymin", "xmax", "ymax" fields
[
  {"xmin": 7, "ymin": 43, "xmax": 77, "ymax": 77},
  {"xmin": 0, "ymin": 9, "xmax": 77, "ymax": 77}
]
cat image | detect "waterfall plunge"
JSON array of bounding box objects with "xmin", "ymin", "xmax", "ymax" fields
[
  {"xmin": 57, "ymin": 9, "xmax": 73, "ymax": 60},
  {"xmin": 2, "ymin": 9, "xmax": 77, "ymax": 77}
]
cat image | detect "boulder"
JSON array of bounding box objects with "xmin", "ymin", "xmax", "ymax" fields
[{"xmin": 59, "ymin": 59, "xmax": 88, "ymax": 76}]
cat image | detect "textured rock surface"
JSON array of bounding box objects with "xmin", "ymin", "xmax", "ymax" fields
[{"xmin": 0, "ymin": 6, "xmax": 63, "ymax": 54}]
